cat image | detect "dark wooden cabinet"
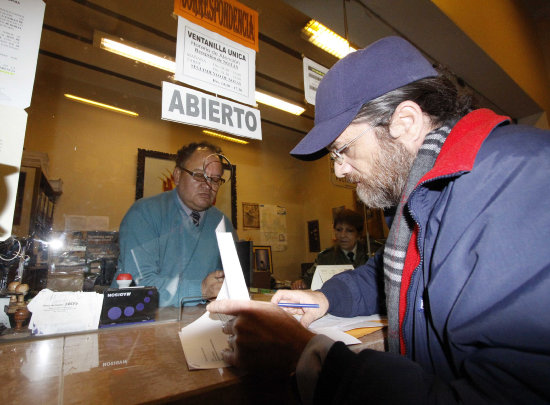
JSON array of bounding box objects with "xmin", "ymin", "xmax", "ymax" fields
[{"xmin": 12, "ymin": 166, "xmax": 60, "ymax": 240}]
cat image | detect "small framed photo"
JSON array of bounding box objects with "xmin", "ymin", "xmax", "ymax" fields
[
  {"xmin": 253, "ymin": 245, "xmax": 272, "ymax": 273},
  {"xmin": 242, "ymin": 202, "xmax": 260, "ymax": 229}
]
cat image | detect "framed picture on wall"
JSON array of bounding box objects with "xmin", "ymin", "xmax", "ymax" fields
[
  {"xmin": 307, "ymin": 220, "xmax": 320, "ymax": 252},
  {"xmin": 253, "ymin": 245, "xmax": 272, "ymax": 273},
  {"xmin": 135, "ymin": 149, "xmax": 176, "ymax": 200},
  {"xmin": 242, "ymin": 202, "xmax": 260, "ymax": 229},
  {"xmin": 135, "ymin": 148, "xmax": 238, "ymax": 229}
]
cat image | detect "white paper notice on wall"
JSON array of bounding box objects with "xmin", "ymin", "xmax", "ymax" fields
[
  {"xmin": 0, "ymin": 0, "xmax": 45, "ymax": 109},
  {"xmin": 175, "ymin": 16, "xmax": 256, "ymax": 107},
  {"xmin": 0, "ymin": 105, "xmax": 27, "ymax": 240},
  {"xmin": 303, "ymin": 57, "xmax": 328, "ymax": 105}
]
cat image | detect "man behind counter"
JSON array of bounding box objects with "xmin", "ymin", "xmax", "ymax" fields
[{"xmin": 113, "ymin": 142, "xmax": 235, "ymax": 307}]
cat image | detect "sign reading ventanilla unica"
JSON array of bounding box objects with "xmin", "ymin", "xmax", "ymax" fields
[{"xmin": 174, "ymin": 0, "xmax": 259, "ymax": 52}]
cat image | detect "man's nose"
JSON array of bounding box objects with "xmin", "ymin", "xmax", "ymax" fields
[{"xmin": 333, "ymin": 161, "xmax": 350, "ymax": 178}]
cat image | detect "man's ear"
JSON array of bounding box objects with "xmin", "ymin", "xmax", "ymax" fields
[{"xmin": 388, "ymin": 101, "xmax": 425, "ymax": 144}]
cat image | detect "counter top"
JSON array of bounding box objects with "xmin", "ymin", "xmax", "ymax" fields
[{"xmin": 0, "ymin": 306, "xmax": 385, "ymax": 404}]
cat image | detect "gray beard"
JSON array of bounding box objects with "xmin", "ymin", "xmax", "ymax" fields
[{"xmin": 349, "ymin": 134, "xmax": 416, "ymax": 209}]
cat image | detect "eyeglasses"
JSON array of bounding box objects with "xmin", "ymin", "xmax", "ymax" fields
[
  {"xmin": 179, "ymin": 167, "xmax": 226, "ymax": 188},
  {"xmin": 329, "ymin": 131, "xmax": 365, "ymax": 165}
]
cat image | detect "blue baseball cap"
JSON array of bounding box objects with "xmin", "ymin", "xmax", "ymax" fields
[{"xmin": 290, "ymin": 36, "xmax": 437, "ymax": 159}]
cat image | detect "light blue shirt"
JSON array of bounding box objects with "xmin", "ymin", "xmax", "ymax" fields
[{"xmin": 114, "ymin": 189, "xmax": 235, "ymax": 306}]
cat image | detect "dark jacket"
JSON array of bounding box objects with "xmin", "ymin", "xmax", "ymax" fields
[
  {"xmin": 319, "ymin": 109, "xmax": 550, "ymax": 404},
  {"xmin": 303, "ymin": 241, "xmax": 368, "ymax": 288}
]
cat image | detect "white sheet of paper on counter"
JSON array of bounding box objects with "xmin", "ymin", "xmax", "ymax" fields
[{"xmin": 27, "ymin": 289, "xmax": 104, "ymax": 335}]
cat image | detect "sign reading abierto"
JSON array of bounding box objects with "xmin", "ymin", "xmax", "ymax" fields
[
  {"xmin": 176, "ymin": 17, "xmax": 256, "ymax": 106},
  {"xmin": 161, "ymin": 81, "xmax": 262, "ymax": 140},
  {"xmin": 174, "ymin": 0, "xmax": 259, "ymax": 52}
]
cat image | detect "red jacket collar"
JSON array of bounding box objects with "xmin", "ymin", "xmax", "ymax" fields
[{"xmin": 418, "ymin": 109, "xmax": 510, "ymax": 185}]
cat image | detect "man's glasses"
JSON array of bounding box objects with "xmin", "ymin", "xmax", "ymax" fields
[
  {"xmin": 179, "ymin": 153, "xmax": 233, "ymax": 189},
  {"xmin": 179, "ymin": 167, "xmax": 226, "ymax": 188},
  {"xmin": 329, "ymin": 131, "xmax": 365, "ymax": 165}
]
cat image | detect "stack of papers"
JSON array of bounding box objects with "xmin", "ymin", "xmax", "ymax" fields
[
  {"xmin": 27, "ymin": 289, "xmax": 104, "ymax": 335},
  {"xmin": 308, "ymin": 314, "xmax": 386, "ymax": 345}
]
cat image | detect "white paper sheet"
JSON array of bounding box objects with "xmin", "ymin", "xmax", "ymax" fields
[
  {"xmin": 0, "ymin": 297, "xmax": 10, "ymax": 327},
  {"xmin": 27, "ymin": 289, "xmax": 104, "ymax": 335},
  {"xmin": 310, "ymin": 327, "xmax": 361, "ymax": 345},
  {"xmin": 178, "ymin": 219, "xmax": 250, "ymax": 369},
  {"xmin": 309, "ymin": 313, "xmax": 386, "ymax": 331},
  {"xmin": 0, "ymin": 0, "xmax": 45, "ymax": 108},
  {"xmin": 178, "ymin": 311, "xmax": 229, "ymax": 369},
  {"xmin": 297, "ymin": 313, "xmax": 386, "ymax": 346},
  {"xmin": 310, "ymin": 264, "xmax": 354, "ymax": 290}
]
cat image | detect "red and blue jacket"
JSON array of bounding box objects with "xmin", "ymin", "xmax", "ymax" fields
[{"xmin": 319, "ymin": 109, "xmax": 550, "ymax": 404}]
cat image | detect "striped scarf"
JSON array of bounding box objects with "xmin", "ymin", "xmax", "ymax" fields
[{"xmin": 383, "ymin": 121, "xmax": 454, "ymax": 353}]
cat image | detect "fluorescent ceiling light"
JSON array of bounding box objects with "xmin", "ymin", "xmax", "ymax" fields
[
  {"xmin": 255, "ymin": 90, "xmax": 305, "ymax": 115},
  {"xmin": 302, "ymin": 19, "xmax": 356, "ymax": 59},
  {"xmin": 100, "ymin": 36, "xmax": 176, "ymax": 73},
  {"xmin": 202, "ymin": 130, "xmax": 249, "ymax": 145},
  {"xmin": 64, "ymin": 94, "xmax": 139, "ymax": 117},
  {"xmin": 98, "ymin": 33, "xmax": 305, "ymax": 115}
]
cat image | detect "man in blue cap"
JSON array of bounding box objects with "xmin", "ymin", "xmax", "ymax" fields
[{"xmin": 208, "ymin": 36, "xmax": 550, "ymax": 404}]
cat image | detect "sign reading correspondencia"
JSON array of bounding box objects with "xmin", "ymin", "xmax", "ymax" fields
[
  {"xmin": 161, "ymin": 81, "xmax": 262, "ymax": 140},
  {"xmin": 173, "ymin": 0, "xmax": 259, "ymax": 52},
  {"xmin": 176, "ymin": 17, "xmax": 256, "ymax": 106}
]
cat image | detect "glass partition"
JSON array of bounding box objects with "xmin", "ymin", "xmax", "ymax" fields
[{"xmin": 0, "ymin": 0, "xmax": 333, "ymax": 340}]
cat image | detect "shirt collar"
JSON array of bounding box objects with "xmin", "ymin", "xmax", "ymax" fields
[
  {"xmin": 340, "ymin": 243, "xmax": 357, "ymax": 256},
  {"xmin": 174, "ymin": 190, "xmax": 205, "ymax": 221}
]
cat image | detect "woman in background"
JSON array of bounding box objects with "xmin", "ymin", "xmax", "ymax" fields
[{"xmin": 291, "ymin": 209, "xmax": 368, "ymax": 289}]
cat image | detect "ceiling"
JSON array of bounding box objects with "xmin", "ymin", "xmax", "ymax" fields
[
  {"xmin": 36, "ymin": 0, "xmax": 546, "ymax": 139},
  {"xmin": 282, "ymin": 0, "xmax": 545, "ymax": 120}
]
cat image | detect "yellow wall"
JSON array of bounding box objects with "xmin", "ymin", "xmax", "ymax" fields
[
  {"xmin": 432, "ymin": 0, "xmax": 550, "ymax": 125},
  {"xmin": 23, "ymin": 69, "xmax": 356, "ymax": 282}
]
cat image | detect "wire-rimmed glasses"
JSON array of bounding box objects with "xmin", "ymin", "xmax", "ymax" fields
[
  {"xmin": 179, "ymin": 167, "xmax": 225, "ymax": 188},
  {"xmin": 329, "ymin": 131, "xmax": 365, "ymax": 165},
  {"xmin": 179, "ymin": 153, "xmax": 233, "ymax": 189}
]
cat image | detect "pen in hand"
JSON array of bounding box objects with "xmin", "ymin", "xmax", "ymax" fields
[{"xmin": 277, "ymin": 302, "xmax": 320, "ymax": 308}]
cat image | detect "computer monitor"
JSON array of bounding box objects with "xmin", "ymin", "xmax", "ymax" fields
[{"xmin": 235, "ymin": 241, "xmax": 253, "ymax": 288}]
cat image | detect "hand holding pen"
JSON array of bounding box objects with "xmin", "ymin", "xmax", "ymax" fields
[{"xmin": 271, "ymin": 289, "xmax": 329, "ymax": 327}]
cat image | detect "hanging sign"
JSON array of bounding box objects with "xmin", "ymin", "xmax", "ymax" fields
[
  {"xmin": 161, "ymin": 81, "xmax": 262, "ymax": 140},
  {"xmin": 173, "ymin": 0, "xmax": 259, "ymax": 52},
  {"xmin": 303, "ymin": 57, "xmax": 329, "ymax": 106},
  {"xmin": 175, "ymin": 16, "xmax": 256, "ymax": 106}
]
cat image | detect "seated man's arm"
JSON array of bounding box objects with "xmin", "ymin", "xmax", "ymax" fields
[{"xmin": 320, "ymin": 247, "xmax": 385, "ymax": 317}]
